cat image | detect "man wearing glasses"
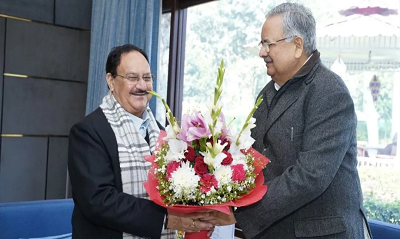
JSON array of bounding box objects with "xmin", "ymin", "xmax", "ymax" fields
[
  {"xmin": 230, "ymin": 3, "xmax": 372, "ymax": 239},
  {"xmin": 68, "ymin": 44, "xmax": 213, "ymax": 239}
]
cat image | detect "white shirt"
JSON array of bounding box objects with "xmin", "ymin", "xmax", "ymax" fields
[{"xmin": 129, "ymin": 110, "xmax": 150, "ymax": 138}]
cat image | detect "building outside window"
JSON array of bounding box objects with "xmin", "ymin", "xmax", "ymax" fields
[{"xmin": 158, "ymin": 0, "xmax": 400, "ymax": 225}]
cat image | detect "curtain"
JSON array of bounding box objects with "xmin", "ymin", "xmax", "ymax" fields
[{"xmin": 85, "ymin": 0, "xmax": 161, "ymax": 115}]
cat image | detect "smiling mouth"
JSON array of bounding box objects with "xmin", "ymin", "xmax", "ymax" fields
[{"xmin": 131, "ymin": 91, "xmax": 147, "ymax": 96}]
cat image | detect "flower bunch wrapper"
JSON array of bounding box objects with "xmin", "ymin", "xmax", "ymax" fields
[{"xmin": 143, "ymin": 130, "xmax": 270, "ymax": 215}]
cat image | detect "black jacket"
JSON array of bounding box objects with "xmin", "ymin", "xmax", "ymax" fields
[{"xmin": 68, "ymin": 107, "xmax": 166, "ymax": 239}]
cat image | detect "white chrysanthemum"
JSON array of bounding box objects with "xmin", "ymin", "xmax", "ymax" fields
[
  {"xmin": 214, "ymin": 165, "xmax": 232, "ymax": 186},
  {"xmin": 164, "ymin": 139, "xmax": 187, "ymax": 163},
  {"xmin": 170, "ymin": 161, "xmax": 200, "ymax": 197}
]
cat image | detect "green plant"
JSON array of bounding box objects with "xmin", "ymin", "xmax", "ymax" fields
[
  {"xmin": 359, "ymin": 166, "xmax": 400, "ymax": 225},
  {"xmin": 364, "ymin": 196, "xmax": 400, "ymax": 225}
]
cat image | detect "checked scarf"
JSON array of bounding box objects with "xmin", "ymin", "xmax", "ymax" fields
[{"xmin": 100, "ymin": 92, "xmax": 175, "ymax": 239}]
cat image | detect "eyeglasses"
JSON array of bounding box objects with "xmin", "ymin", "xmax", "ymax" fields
[
  {"xmin": 115, "ymin": 73, "xmax": 155, "ymax": 84},
  {"xmin": 258, "ymin": 36, "xmax": 295, "ymax": 52}
]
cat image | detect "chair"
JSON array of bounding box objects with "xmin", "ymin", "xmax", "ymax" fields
[
  {"xmin": 368, "ymin": 219, "xmax": 400, "ymax": 239},
  {"xmin": 0, "ymin": 199, "xmax": 73, "ymax": 239}
]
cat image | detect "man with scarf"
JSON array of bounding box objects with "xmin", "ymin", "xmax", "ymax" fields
[{"xmin": 68, "ymin": 44, "xmax": 214, "ymax": 239}]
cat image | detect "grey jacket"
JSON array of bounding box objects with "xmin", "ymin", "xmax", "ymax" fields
[{"xmin": 235, "ymin": 51, "xmax": 369, "ymax": 239}]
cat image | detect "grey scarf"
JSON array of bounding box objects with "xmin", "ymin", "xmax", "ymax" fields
[{"xmin": 100, "ymin": 92, "xmax": 175, "ymax": 239}]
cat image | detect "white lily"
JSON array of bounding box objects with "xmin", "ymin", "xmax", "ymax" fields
[
  {"xmin": 237, "ymin": 129, "xmax": 255, "ymax": 150},
  {"xmin": 165, "ymin": 139, "xmax": 187, "ymax": 163},
  {"xmin": 244, "ymin": 117, "xmax": 256, "ymax": 131},
  {"xmin": 163, "ymin": 125, "xmax": 176, "ymax": 140},
  {"xmin": 200, "ymin": 149, "xmax": 227, "ymax": 170}
]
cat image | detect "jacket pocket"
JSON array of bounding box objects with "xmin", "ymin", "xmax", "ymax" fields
[{"xmin": 294, "ymin": 216, "xmax": 346, "ymax": 237}]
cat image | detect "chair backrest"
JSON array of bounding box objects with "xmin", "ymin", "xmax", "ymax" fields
[
  {"xmin": 368, "ymin": 219, "xmax": 400, "ymax": 239},
  {"xmin": 0, "ymin": 199, "xmax": 73, "ymax": 239}
]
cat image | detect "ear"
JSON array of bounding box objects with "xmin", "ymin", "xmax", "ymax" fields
[
  {"xmin": 294, "ymin": 36, "xmax": 304, "ymax": 58},
  {"xmin": 106, "ymin": 73, "xmax": 114, "ymax": 92}
]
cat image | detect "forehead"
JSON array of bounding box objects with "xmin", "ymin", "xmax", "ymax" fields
[
  {"xmin": 118, "ymin": 51, "xmax": 150, "ymax": 73},
  {"xmin": 261, "ymin": 15, "xmax": 284, "ymax": 40}
]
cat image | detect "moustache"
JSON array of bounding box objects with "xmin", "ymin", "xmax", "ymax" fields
[
  {"xmin": 263, "ymin": 57, "xmax": 273, "ymax": 63},
  {"xmin": 130, "ymin": 90, "xmax": 148, "ymax": 94}
]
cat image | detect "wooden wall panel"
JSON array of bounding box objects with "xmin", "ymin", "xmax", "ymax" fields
[
  {"xmin": 0, "ymin": 137, "xmax": 48, "ymax": 203},
  {"xmin": 2, "ymin": 77, "xmax": 87, "ymax": 135},
  {"xmin": 0, "ymin": 17, "xmax": 4, "ymax": 74},
  {"xmin": 5, "ymin": 19, "xmax": 90, "ymax": 82},
  {"xmin": 46, "ymin": 137, "xmax": 68, "ymax": 199},
  {"xmin": 55, "ymin": 0, "xmax": 92, "ymax": 30},
  {"xmin": 0, "ymin": 17, "xmax": 5, "ymax": 130},
  {"xmin": 0, "ymin": 0, "xmax": 54, "ymax": 23}
]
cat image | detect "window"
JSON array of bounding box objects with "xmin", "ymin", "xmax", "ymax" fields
[
  {"xmin": 178, "ymin": 0, "xmax": 400, "ymax": 225},
  {"xmin": 156, "ymin": 13, "xmax": 171, "ymax": 126}
]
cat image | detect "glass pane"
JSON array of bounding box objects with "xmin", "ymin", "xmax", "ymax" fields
[
  {"xmin": 183, "ymin": 0, "xmax": 400, "ymax": 225},
  {"xmin": 156, "ymin": 13, "xmax": 171, "ymax": 126},
  {"xmin": 184, "ymin": 1, "xmax": 270, "ymax": 133}
]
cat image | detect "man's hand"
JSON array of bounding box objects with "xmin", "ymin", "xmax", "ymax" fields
[
  {"xmin": 199, "ymin": 208, "xmax": 236, "ymax": 226},
  {"xmin": 166, "ymin": 209, "xmax": 215, "ymax": 236}
]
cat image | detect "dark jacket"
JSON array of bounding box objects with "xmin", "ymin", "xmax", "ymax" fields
[
  {"xmin": 68, "ymin": 107, "xmax": 166, "ymax": 239},
  {"xmin": 235, "ymin": 51, "xmax": 370, "ymax": 238}
]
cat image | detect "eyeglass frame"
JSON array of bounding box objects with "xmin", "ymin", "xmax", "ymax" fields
[
  {"xmin": 114, "ymin": 73, "xmax": 155, "ymax": 84},
  {"xmin": 258, "ymin": 36, "xmax": 296, "ymax": 52}
]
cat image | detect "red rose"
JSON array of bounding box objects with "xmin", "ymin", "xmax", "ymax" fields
[
  {"xmin": 219, "ymin": 137, "xmax": 231, "ymax": 151},
  {"xmin": 206, "ymin": 137, "xmax": 214, "ymax": 146},
  {"xmin": 194, "ymin": 156, "xmax": 208, "ymax": 175},
  {"xmin": 166, "ymin": 161, "xmax": 181, "ymax": 180},
  {"xmin": 221, "ymin": 151, "xmax": 233, "ymax": 165},
  {"xmin": 184, "ymin": 146, "xmax": 197, "ymax": 162},
  {"xmin": 200, "ymin": 174, "xmax": 218, "ymax": 193},
  {"xmin": 231, "ymin": 164, "xmax": 246, "ymax": 182}
]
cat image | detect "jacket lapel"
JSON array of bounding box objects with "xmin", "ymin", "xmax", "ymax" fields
[
  {"xmin": 262, "ymin": 51, "xmax": 321, "ymax": 136},
  {"xmin": 263, "ymin": 82, "xmax": 303, "ymax": 133}
]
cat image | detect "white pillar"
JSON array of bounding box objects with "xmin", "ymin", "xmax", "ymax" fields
[
  {"xmin": 392, "ymin": 72, "xmax": 400, "ymax": 139},
  {"xmin": 392, "ymin": 72, "xmax": 399, "ymax": 158},
  {"xmin": 363, "ymin": 73, "xmax": 379, "ymax": 152}
]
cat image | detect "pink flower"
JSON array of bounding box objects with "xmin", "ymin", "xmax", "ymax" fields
[
  {"xmin": 219, "ymin": 112, "xmax": 230, "ymax": 139},
  {"xmin": 166, "ymin": 161, "xmax": 181, "ymax": 180},
  {"xmin": 231, "ymin": 164, "xmax": 246, "ymax": 182},
  {"xmin": 177, "ymin": 112, "xmax": 211, "ymax": 143},
  {"xmin": 200, "ymin": 174, "xmax": 218, "ymax": 193}
]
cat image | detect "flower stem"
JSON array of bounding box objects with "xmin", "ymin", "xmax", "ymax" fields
[
  {"xmin": 147, "ymin": 90, "xmax": 179, "ymax": 132},
  {"xmin": 211, "ymin": 60, "xmax": 225, "ymax": 144}
]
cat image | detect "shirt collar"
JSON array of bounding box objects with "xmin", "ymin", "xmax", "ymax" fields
[
  {"xmin": 129, "ymin": 110, "xmax": 150, "ymax": 132},
  {"xmin": 274, "ymin": 52, "xmax": 316, "ymax": 91}
]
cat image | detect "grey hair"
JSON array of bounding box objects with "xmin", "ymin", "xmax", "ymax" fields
[{"xmin": 266, "ymin": 3, "xmax": 316, "ymax": 56}]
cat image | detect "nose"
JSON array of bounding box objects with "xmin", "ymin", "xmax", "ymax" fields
[
  {"xmin": 259, "ymin": 46, "xmax": 268, "ymax": 58},
  {"xmin": 135, "ymin": 77, "xmax": 148, "ymax": 90}
]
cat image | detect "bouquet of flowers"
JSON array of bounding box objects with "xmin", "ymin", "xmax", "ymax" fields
[{"xmin": 144, "ymin": 61, "xmax": 269, "ymax": 239}]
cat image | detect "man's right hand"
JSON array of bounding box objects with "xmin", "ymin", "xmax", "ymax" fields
[{"xmin": 166, "ymin": 209, "xmax": 215, "ymax": 236}]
